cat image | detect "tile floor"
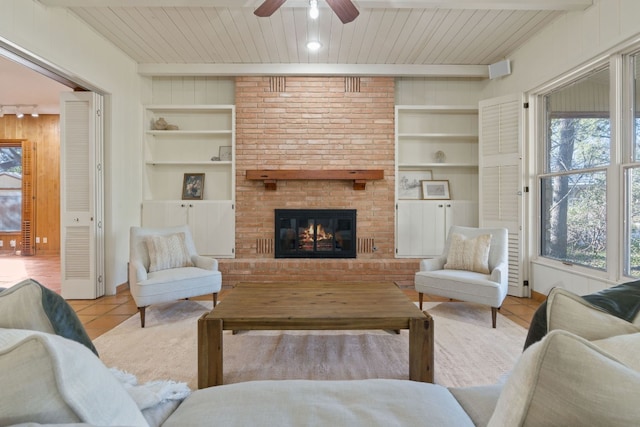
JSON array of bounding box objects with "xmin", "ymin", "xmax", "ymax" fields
[{"xmin": 0, "ymin": 254, "xmax": 542, "ymax": 340}]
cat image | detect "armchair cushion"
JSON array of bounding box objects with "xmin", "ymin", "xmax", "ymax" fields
[
  {"xmin": 444, "ymin": 232, "xmax": 491, "ymax": 274},
  {"xmin": 488, "ymin": 330, "xmax": 640, "ymax": 427},
  {"xmin": 145, "ymin": 232, "xmax": 194, "ymax": 273}
]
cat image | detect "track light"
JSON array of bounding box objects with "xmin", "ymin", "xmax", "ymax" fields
[
  {"xmin": 0, "ymin": 104, "xmax": 39, "ymax": 118},
  {"xmin": 309, "ymin": 0, "xmax": 319, "ymax": 19}
]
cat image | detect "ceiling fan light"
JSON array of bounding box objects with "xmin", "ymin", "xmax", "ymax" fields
[
  {"xmin": 309, "ymin": 0, "xmax": 319, "ymax": 19},
  {"xmin": 306, "ymin": 40, "xmax": 322, "ymax": 51},
  {"xmin": 16, "ymin": 107, "xmax": 24, "ymax": 119},
  {"xmin": 31, "ymin": 106, "xmax": 39, "ymax": 117}
]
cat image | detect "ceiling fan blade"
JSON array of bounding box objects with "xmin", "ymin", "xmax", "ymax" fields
[
  {"xmin": 325, "ymin": 0, "xmax": 359, "ymax": 24},
  {"xmin": 254, "ymin": 0, "xmax": 288, "ymax": 17}
]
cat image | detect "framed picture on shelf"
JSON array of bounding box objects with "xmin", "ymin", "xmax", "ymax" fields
[
  {"xmin": 398, "ymin": 170, "xmax": 433, "ymax": 199},
  {"xmin": 219, "ymin": 146, "xmax": 232, "ymax": 161},
  {"xmin": 421, "ymin": 180, "xmax": 450, "ymax": 200},
  {"xmin": 182, "ymin": 173, "xmax": 205, "ymax": 200}
]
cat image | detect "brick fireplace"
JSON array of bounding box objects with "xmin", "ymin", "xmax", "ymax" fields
[{"xmin": 218, "ymin": 76, "xmax": 419, "ymax": 286}]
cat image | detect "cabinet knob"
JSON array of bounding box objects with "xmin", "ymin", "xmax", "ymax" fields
[{"xmin": 438, "ymin": 204, "xmax": 443, "ymax": 208}]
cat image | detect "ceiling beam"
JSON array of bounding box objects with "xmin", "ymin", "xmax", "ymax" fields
[
  {"xmin": 137, "ymin": 63, "xmax": 490, "ymax": 78},
  {"xmin": 38, "ymin": 0, "xmax": 592, "ymax": 12}
]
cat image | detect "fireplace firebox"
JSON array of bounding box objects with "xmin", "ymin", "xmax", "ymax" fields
[{"xmin": 275, "ymin": 209, "xmax": 356, "ymax": 258}]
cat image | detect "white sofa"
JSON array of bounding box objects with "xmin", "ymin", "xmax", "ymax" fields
[{"xmin": 1, "ymin": 280, "xmax": 640, "ymax": 426}]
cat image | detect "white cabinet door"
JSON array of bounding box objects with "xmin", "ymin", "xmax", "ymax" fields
[
  {"xmin": 396, "ymin": 201, "xmax": 447, "ymax": 257},
  {"xmin": 142, "ymin": 201, "xmax": 189, "ymax": 228},
  {"xmin": 396, "ymin": 200, "xmax": 478, "ymax": 257},
  {"xmin": 448, "ymin": 200, "xmax": 479, "ymax": 230},
  {"xmin": 141, "ymin": 201, "xmax": 235, "ymax": 257},
  {"xmin": 188, "ymin": 201, "xmax": 235, "ymax": 257}
]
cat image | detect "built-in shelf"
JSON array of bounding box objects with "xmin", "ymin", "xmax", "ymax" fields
[{"xmin": 246, "ymin": 169, "xmax": 384, "ymax": 191}]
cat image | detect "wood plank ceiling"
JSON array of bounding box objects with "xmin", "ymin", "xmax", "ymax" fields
[{"xmin": 38, "ymin": 0, "xmax": 593, "ymax": 72}]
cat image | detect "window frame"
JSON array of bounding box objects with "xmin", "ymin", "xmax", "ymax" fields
[{"xmin": 531, "ymin": 50, "xmax": 640, "ymax": 282}]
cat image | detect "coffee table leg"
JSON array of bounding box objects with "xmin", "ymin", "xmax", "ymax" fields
[
  {"xmin": 409, "ymin": 314, "xmax": 434, "ymax": 383},
  {"xmin": 198, "ymin": 314, "xmax": 223, "ymax": 388}
]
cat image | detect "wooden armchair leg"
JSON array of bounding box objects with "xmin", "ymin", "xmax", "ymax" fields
[
  {"xmin": 139, "ymin": 306, "xmax": 147, "ymax": 328},
  {"xmin": 419, "ymin": 292, "xmax": 424, "ymax": 310},
  {"xmin": 213, "ymin": 292, "xmax": 218, "ymax": 307},
  {"xmin": 491, "ymin": 307, "xmax": 498, "ymax": 328}
]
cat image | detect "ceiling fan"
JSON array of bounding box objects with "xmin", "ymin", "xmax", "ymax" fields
[{"xmin": 254, "ymin": 0, "xmax": 359, "ymax": 24}]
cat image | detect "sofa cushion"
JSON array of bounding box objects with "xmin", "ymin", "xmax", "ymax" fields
[
  {"xmin": 0, "ymin": 329, "xmax": 147, "ymax": 427},
  {"xmin": 0, "ymin": 279, "xmax": 97, "ymax": 355},
  {"xmin": 145, "ymin": 232, "xmax": 194, "ymax": 273},
  {"xmin": 444, "ymin": 232, "xmax": 491, "ymax": 274},
  {"xmin": 488, "ymin": 330, "xmax": 640, "ymax": 427},
  {"xmin": 163, "ymin": 379, "xmax": 475, "ymax": 427},
  {"xmin": 449, "ymin": 384, "xmax": 502, "ymax": 427},
  {"xmin": 546, "ymin": 287, "xmax": 640, "ymax": 340}
]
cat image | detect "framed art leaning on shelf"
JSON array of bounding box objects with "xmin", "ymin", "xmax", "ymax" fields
[
  {"xmin": 398, "ymin": 170, "xmax": 433, "ymax": 199},
  {"xmin": 421, "ymin": 180, "xmax": 450, "ymax": 200},
  {"xmin": 182, "ymin": 173, "xmax": 205, "ymax": 200}
]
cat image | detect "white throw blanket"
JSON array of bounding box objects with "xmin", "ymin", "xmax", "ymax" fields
[{"xmin": 110, "ymin": 368, "xmax": 191, "ymax": 427}]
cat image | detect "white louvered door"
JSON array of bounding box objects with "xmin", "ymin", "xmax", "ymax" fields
[
  {"xmin": 479, "ymin": 94, "xmax": 527, "ymax": 297},
  {"xmin": 60, "ymin": 92, "xmax": 104, "ymax": 299}
]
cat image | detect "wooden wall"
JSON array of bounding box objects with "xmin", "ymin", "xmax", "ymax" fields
[{"xmin": 0, "ymin": 115, "xmax": 60, "ymax": 255}]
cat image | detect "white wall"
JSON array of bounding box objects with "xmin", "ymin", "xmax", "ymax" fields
[
  {"xmin": 0, "ymin": 1, "xmax": 143, "ymax": 295},
  {"xmin": 482, "ymin": 0, "xmax": 640, "ymax": 296}
]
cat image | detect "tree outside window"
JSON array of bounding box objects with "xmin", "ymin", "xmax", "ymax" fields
[{"xmin": 540, "ymin": 68, "xmax": 610, "ymax": 270}]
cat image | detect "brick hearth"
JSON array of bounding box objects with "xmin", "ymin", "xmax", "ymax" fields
[{"xmin": 218, "ymin": 76, "xmax": 419, "ymax": 287}]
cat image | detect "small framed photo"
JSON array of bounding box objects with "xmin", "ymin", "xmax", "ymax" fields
[
  {"xmin": 398, "ymin": 170, "xmax": 433, "ymax": 199},
  {"xmin": 421, "ymin": 180, "xmax": 450, "ymax": 200},
  {"xmin": 219, "ymin": 146, "xmax": 232, "ymax": 161},
  {"xmin": 182, "ymin": 173, "xmax": 205, "ymax": 200}
]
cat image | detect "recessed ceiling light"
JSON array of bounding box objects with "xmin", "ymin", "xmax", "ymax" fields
[{"xmin": 307, "ymin": 40, "xmax": 322, "ymax": 51}]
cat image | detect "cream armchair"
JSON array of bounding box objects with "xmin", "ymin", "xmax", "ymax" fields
[
  {"xmin": 129, "ymin": 225, "xmax": 222, "ymax": 327},
  {"xmin": 415, "ymin": 226, "xmax": 508, "ymax": 328}
]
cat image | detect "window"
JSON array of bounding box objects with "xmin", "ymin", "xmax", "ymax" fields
[
  {"xmin": 624, "ymin": 53, "xmax": 640, "ymax": 277},
  {"xmin": 0, "ymin": 145, "xmax": 22, "ymax": 232},
  {"xmin": 540, "ymin": 68, "xmax": 610, "ymax": 270}
]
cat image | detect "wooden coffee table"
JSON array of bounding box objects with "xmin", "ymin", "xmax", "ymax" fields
[{"xmin": 197, "ymin": 282, "xmax": 433, "ymax": 388}]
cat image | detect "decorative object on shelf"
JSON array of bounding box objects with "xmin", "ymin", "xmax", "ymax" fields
[
  {"xmin": 153, "ymin": 117, "xmax": 179, "ymax": 131},
  {"xmin": 210, "ymin": 156, "xmax": 220, "ymax": 161},
  {"xmin": 398, "ymin": 170, "xmax": 433, "ymax": 199},
  {"xmin": 219, "ymin": 146, "xmax": 232, "ymax": 161},
  {"xmin": 182, "ymin": 173, "xmax": 205, "ymax": 200},
  {"xmin": 421, "ymin": 180, "xmax": 451, "ymax": 200},
  {"xmin": 434, "ymin": 150, "xmax": 446, "ymax": 163}
]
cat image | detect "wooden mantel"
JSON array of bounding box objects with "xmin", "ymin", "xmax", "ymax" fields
[{"xmin": 245, "ymin": 169, "xmax": 384, "ymax": 191}]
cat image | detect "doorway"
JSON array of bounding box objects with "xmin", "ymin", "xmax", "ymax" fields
[{"xmin": 0, "ymin": 44, "xmax": 91, "ymax": 293}]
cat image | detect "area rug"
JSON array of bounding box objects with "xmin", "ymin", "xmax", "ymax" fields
[{"xmin": 93, "ymin": 300, "xmax": 527, "ymax": 390}]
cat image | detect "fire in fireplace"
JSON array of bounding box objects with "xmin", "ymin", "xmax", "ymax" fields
[{"xmin": 275, "ymin": 209, "xmax": 356, "ymax": 258}]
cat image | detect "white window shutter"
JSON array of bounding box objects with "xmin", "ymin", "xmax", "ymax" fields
[{"xmin": 479, "ymin": 94, "xmax": 526, "ymax": 297}]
